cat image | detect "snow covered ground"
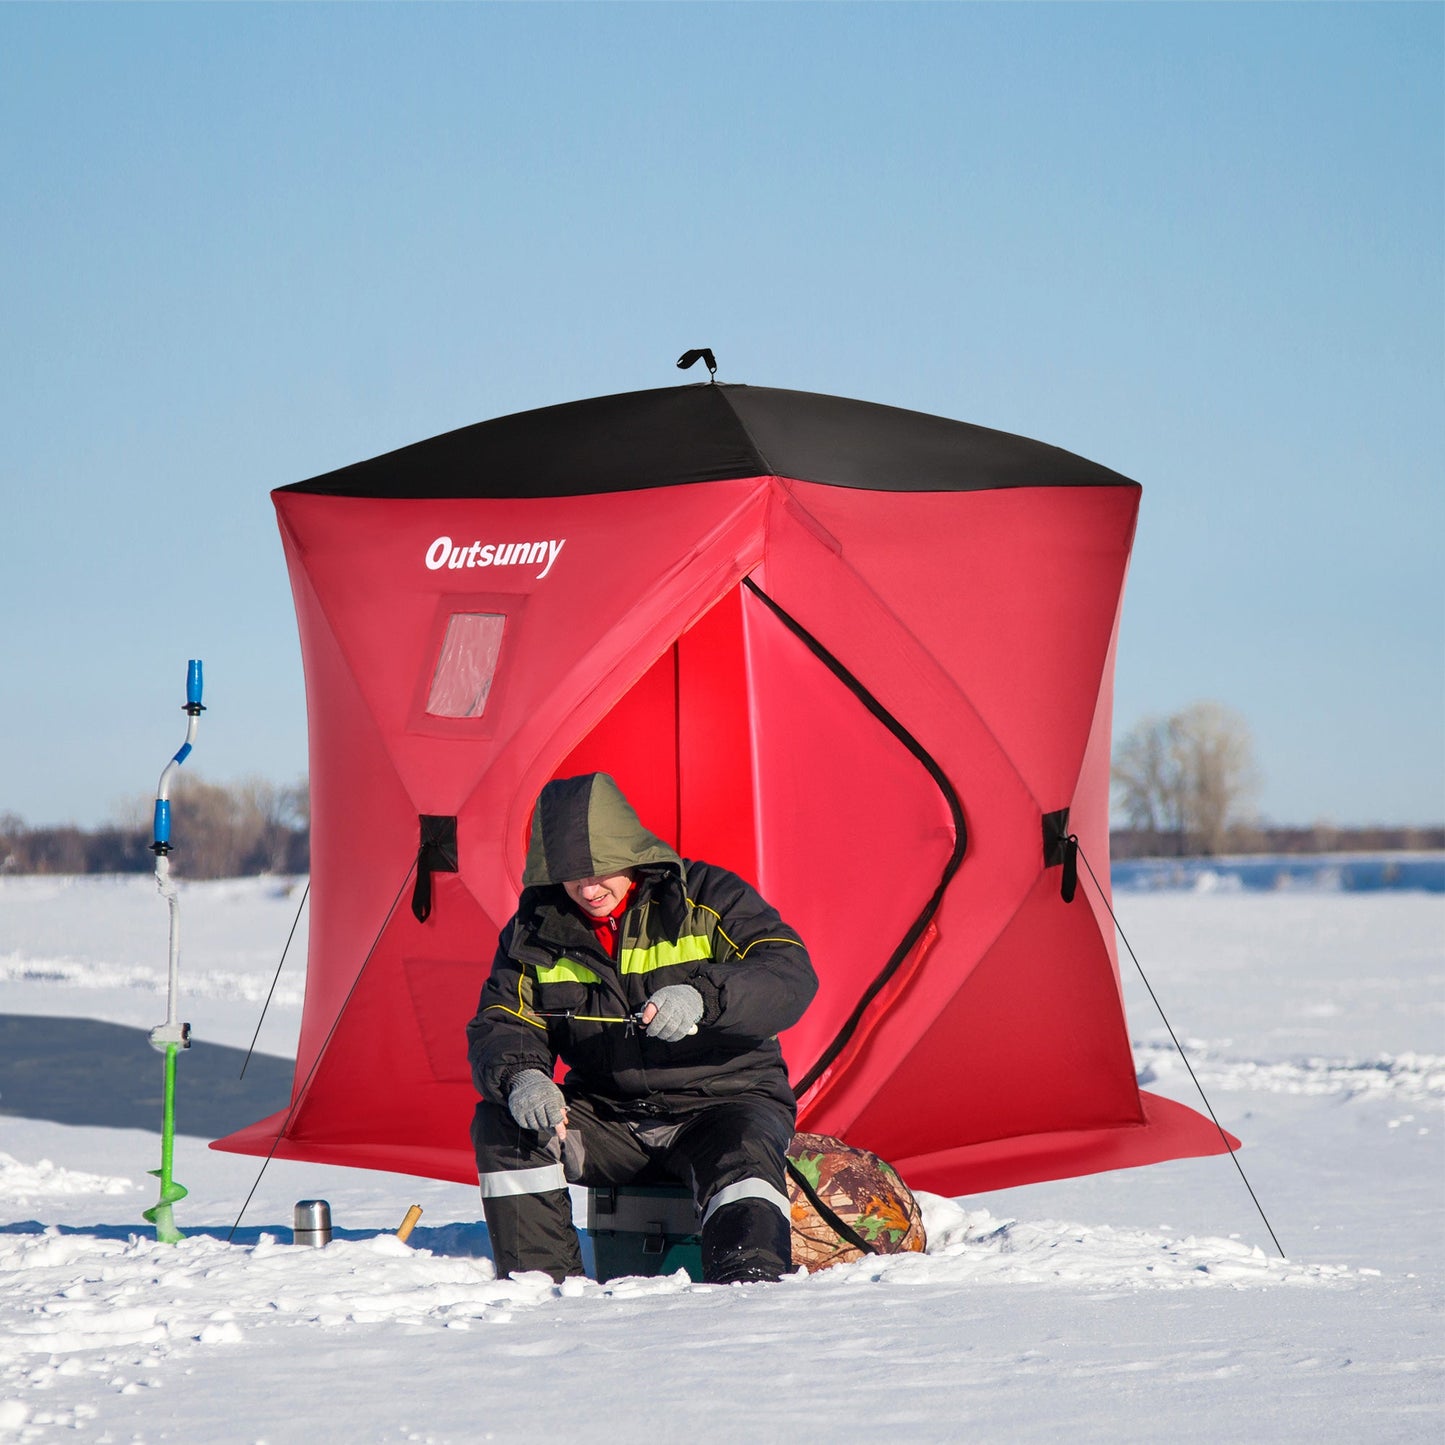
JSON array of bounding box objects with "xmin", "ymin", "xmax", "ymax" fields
[{"xmin": 1, "ymin": 867, "xmax": 1441, "ymax": 1442}]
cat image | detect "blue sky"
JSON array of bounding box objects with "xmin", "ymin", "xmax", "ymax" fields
[{"xmin": 2, "ymin": 2, "xmax": 1440, "ymax": 829}]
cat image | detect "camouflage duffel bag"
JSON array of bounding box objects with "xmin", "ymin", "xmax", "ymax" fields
[{"xmin": 785, "ymin": 1131, "xmax": 927, "ymax": 1272}]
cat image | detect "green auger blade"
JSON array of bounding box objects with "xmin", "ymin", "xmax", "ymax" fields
[
  {"xmin": 144, "ymin": 1170, "xmax": 187, "ymax": 1243},
  {"xmin": 143, "ymin": 1200, "xmax": 185, "ymax": 1244},
  {"xmin": 147, "ymin": 1037, "xmax": 188, "ymax": 1242},
  {"xmin": 146, "ymin": 1170, "xmax": 189, "ymax": 1206}
]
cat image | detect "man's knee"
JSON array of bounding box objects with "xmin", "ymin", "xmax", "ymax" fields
[
  {"xmin": 679, "ymin": 1099, "xmax": 793, "ymax": 1180},
  {"xmin": 473, "ymin": 1098, "xmax": 541, "ymax": 1161}
]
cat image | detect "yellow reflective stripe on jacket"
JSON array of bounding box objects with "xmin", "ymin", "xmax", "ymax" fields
[
  {"xmin": 685, "ymin": 897, "xmax": 803, "ymax": 964},
  {"xmin": 618, "ymin": 934, "xmax": 712, "ymax": 975},
  {"xmin": 533, "ymin": 956, "xmax": 602, "ymax": 985},
  {"xmin": 482, "ymin": 971, "xmax": 547, "ymax": 1031}
]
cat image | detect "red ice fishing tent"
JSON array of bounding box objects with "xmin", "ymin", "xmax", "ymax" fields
[{"xmin": 213, "ymin": 381, "xmax": 1236, "ymax": 1195}]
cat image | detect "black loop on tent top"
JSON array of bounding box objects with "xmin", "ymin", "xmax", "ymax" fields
[
  {"xmin": 676, "ymin": 348, "xmax": 717, "ymax": 381},
  {"xmin": 740, "ymin": 579, "xmax": 967, "ymax": 1097}
]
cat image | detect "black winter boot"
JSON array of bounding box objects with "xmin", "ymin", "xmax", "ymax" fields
[{"xmin": 701, "ymin": 1197, "xmax": 792, "ymax": 1283}]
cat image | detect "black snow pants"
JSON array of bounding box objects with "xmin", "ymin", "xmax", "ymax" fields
[{"xmin": 471, "ymin": 1091, "xmax": 794, "ymax": 1285}]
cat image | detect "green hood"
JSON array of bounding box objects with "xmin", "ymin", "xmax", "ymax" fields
[{"xmin": 522, "ymin": 773, "xmax": 682, "ymax": 888}]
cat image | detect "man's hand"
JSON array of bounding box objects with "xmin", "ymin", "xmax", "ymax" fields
[
  {"xmin": 507, "ymin": 1069, "xmax": 568, "ymax": 1138},
  {"xmin": 640, "ymin": 984, "xmax": 704, "ymax": 1042}
]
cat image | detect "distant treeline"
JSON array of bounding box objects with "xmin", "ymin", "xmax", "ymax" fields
[
  {"xmin": 3, "ymin": 782, "xmax": 1439, "ymax": 877},
  {"xmin": 1, "ymin": 777, "xmax": 309, "ymax": 879},
  {"xmin": 1110, "ymin": 824, "xmax": 1444, "ymax": 859}
]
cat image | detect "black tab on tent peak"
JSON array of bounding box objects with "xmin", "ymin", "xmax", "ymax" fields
[{"xmin": 676, "ymin": 348, "xmax": 717, "ymax": 380}]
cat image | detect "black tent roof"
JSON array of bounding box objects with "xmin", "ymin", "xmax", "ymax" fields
[{"xmin": 279, "ymin": 383, "xmax": 1138, "ymax": 498}]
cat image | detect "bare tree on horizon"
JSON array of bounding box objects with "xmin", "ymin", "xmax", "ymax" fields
[{"xmin": 1113, "ymin": 702, "xmax": 1260, "ymax": 856}]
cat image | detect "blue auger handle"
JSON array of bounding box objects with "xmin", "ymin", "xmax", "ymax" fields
[{"xmin": 151, "ymin": 659, "xmax": 204, "ymax": 854}]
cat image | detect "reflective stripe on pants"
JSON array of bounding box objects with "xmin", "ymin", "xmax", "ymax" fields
[
  {"xmin": 701, "ymin": 1176, "xmax": 791, "ymax": 1227},
  {"xmin": 478, "ymin": 1161, "xmax": 567, "ymax": 1199}
]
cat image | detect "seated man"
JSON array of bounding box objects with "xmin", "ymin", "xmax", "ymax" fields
[{"xmin": 467, "ymin": 771, "xmax": 817, "ymax": 1284}]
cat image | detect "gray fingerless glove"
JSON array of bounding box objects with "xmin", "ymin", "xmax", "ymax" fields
[
  {"xmin": 644, "ymin": 984, "xmax": 704, "ymax": 1042},
  {"xmin": 506, "ymin": 1069, "xmax": 566, "ymax": 1131}
]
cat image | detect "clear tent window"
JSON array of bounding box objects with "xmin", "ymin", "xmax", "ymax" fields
[{"xmin": 425, "ymin": 613, "xmax": 506, "ymax": 718}]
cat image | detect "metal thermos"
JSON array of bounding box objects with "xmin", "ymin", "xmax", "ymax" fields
[{"xmin": 293, "ymin": 1199, "xmax": 332, "ymax": 1247}]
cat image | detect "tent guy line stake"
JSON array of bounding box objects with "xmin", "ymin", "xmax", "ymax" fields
[
  {"xmin": 225, "ymin": 857, "xmax": 418, "ymax": 1244},
  {"xmin": 239, "ymin": 880, "xmax": 311, "ymax": 1080},
  {"xmin": 1074, "ymin": 840, "xmax": 1287, "ymax": 1259}
]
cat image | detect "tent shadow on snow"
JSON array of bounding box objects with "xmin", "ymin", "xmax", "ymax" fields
[
  {"xmin": 0, "ymin": 1218, "xmax": 492, "ymax": 1258},
  {"xmin": 0, "ymin": 1015, "xmax": 293, "ymax": 1139}
]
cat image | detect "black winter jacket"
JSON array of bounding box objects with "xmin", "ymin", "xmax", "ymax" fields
[{"xmin": 466, "ymin": 773, "xmax": 817, "ymax": 1117}]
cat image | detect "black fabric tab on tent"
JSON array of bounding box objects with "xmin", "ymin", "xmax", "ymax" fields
[
  {"xmin": 1042, "ymin": 808, "xmax": 1071, "ymax": 866},
  {"xmin": 1042, "ymin": 809, "xmax": 1078, "ymax": 903},
  {"xmin": 412, "ymin": 815, "xmax": 459, "ymax": 923},
  {"xmin": 278, "ymin": 384, "xmax": 1138, "ymax": 500}
]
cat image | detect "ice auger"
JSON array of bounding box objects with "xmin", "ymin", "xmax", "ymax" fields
[{"xmin": 144, "ymin": 659, "xmax": 204, "ymax": 1243}]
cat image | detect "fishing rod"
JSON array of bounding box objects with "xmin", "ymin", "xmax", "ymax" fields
[{"xmin": 144, "ymin": 659, "xmax": 204, "ymax": 1244}]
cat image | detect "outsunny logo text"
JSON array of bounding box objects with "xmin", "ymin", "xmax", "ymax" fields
[{"xmin": 424, "ymin": 535, "xmax": 565, "ymax": 580}]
